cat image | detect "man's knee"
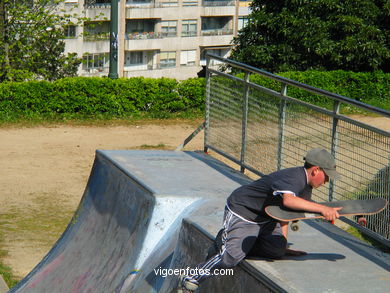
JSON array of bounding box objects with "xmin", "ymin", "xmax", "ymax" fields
[
  {"xmin": 266, "ymin": 236, "xmax": 287, "ymax": 258},
  {"xmin": 220, "ymin": 251, "xmax": 244, "ymax": 268},
  {"xmin": 249, "ymin": 235, "xmax": 287, "ymax": 259}
]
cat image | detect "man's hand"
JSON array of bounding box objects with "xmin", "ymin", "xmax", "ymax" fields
[{"xmin": 320, "ymin": 206, "xmax": 342, "ymax": 222}]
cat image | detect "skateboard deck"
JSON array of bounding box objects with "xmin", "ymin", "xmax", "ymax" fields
[{"xmin": 265, "ymin": 198, "xmax": 387, "ymax": 222}]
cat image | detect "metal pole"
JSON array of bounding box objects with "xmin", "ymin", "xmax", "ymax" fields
[
  {"xmin": 240, "ymin": 72, "xmax": 250, "ymax": 173},
  {"xmin": 328, "ymin": 100, "xmax": 340, "ymax": 201},
  {"xmin": 108, "ymin": 0, "xmax": 119, "ymax": 79},
  {"xmin": 204, "ymin": 54, "xmax": 211, "ymax": 153},
  {"xmin": 277, "ymin": 84, "xmax": 287, "ymax": 170}
]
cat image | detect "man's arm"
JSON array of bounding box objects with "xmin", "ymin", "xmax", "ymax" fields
[
  {"xmin": 280, "ymin": 221, "xmax": 288, "ymax": 238},
  {"xmin": 282, "ymin": 193, "xmax": 342, "ymax": 222}
]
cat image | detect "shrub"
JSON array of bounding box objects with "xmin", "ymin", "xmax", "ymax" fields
[
  {"xmin": 249, "ymin": 70, "xmax": 390, "ymax": 112},
  {"xmin": 0, "ymin": 77, "xmax": 206, "ymax": 121}
]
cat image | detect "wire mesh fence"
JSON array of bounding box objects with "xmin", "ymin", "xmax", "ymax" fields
[{"xmin": 204, "ymin": 54, "xmax": 390, "ymax": 246}]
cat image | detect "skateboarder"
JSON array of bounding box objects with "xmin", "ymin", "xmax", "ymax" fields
[{"xmin": 180, "ymin": 148, "xmax": 344, "ymax": 292}]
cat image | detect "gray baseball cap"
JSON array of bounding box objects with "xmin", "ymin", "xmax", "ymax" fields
[{"xmin": 304, "ymin": 148, "xmax": 341, "ymax": 180}]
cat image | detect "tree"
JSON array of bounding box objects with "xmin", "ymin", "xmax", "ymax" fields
[
  {"xmin": 231, "ymin": 0, "xmax": 390, "ymax": 72},
  {"xmin": 0, "ymin": 0, "xmax": 82, "ymax": 82}
]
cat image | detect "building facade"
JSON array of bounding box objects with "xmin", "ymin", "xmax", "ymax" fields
[{"xmin": 62, "ymin": 0, "xmax": 250, "ymax": 79}]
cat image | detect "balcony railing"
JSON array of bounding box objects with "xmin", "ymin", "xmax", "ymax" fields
[
  {"xmin": 201, "ymin": 28, "xmax": 233, "ymax": 36},
  {"xmin": 182, "ymin": 31, "xmax": 197, "ymax": 37},
  {"xmin": 83, "ymin": 33, "xmax": 110, "ymax": 41},
  {"xmin": 161, "ymin": 32, "xmax": 178, "ymax": 37},
  {"xmin": 183, "ymin": 0, "xmax": 198, "ymax": 6},
  {"xmin": 85, "ymin": 0, "xmax": 111, "ymax": 8},
  {"xmin": 202, "ymin": 0, "xmax": 235, "ymax": 6},
  {"xmin": 126, "ymin": 0, "xmax": 178, "ymax": 8},
  {"xmin": 126, "ymin": 0, "xmax": 163, "ymax": 8},
  {"xmin": 126, "ymin": 32, "xmax": 163, "ymax": 40}
]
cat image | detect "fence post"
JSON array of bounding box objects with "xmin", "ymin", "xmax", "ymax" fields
[
  {"xmin": 328, "ymin": 100, "xmax": 341, "ymax": 201},
  {"xmin": 277, "ymin": 84, "xmax": 287, "ymax": 171},
  {"xmin": 240, "ymin": 72, "xmax": 250, "ymax": 173},
  {"xmin": 204, "ymin": 55, "xmax": 212, "ymax": 153}
]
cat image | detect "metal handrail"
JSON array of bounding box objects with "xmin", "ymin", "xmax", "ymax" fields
[{"xmin": 206, "ymin": 53, "xmax": 390, "ymax": 117}]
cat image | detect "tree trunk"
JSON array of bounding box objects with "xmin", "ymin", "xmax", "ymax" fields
[{"xmin": 0, "ymin": 0, "xmax": 10, "ymax": 81}]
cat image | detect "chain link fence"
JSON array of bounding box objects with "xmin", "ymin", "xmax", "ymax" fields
[{"xmin": 204, "ymin": 54, "xmax": 390, "ymax": 246}]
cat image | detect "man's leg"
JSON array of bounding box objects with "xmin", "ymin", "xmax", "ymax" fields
[
  {"xmin": 248, "ymin": 222, "xmax": 287, "ymax": 259},
  {"xmin": 181, "ymin": 208, "xmax": 262, "ymax": 290}
]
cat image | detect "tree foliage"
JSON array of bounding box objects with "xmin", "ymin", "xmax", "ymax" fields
[
  {"xmin": 0, "ymin": 0, "xmax": 82, "ymax": 82},
  {"xmin": 231, "ymin": 0, "xmax": 390, "ymax": 72}
]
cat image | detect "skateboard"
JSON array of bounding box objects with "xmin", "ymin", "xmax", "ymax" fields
[{"xmin": 265, "ymin": 198, "xmax": 387, "ymax": 231}]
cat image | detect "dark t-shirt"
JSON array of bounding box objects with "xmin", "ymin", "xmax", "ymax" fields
[{"xmin": 227, "ymin": 167, "xmax": 313, "ymax": 222}]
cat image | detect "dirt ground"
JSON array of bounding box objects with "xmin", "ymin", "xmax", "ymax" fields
[
  {"xmin": 0, "ymin": 120, "xmax": 207, "ymax": 280},
  {"xmin": 0, "ymin": 115, "xmax": 388, "ymax": 281}
]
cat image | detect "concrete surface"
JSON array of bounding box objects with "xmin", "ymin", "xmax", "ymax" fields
[
  {"xmin": 0, "ymin": 275, "xmax": 9, "ymax": 293},
  {"xmin": 8, "ymin": 150, "xmax": 390, "ymax": 293}
]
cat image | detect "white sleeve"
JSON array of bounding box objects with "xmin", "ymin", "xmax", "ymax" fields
[{"xmin": 273, "ymin": 190, "xmax": 296, "ymax": 197}]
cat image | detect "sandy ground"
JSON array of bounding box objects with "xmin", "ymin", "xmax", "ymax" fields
[
  {"xmin": 0, "ymin": 120, "xmax": 206, "ymax": 280},
  {"xmin": 0, "ymin": 115, "xmax": 388, "ymax": 280}
]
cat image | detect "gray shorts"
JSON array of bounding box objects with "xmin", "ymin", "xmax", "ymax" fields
[
  {"xmin": 186, "ymin": 206, "xmax": 287, "ymax": 284},
  {"xmin": 218, "ymin": 206, "xmax": 287, "ymax": 266}
]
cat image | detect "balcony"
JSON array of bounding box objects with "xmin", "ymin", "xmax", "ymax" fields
[
  {"xmin": 85, "ymin": 0, "xmax": 111, "ymax": 7},
  {"xmin": 201, "ymin": 28, "xmax": 233, "ymax": 36},
  {"xmin": 126, "ymin": 32, "xmax": 163, "ymax": 40},
  {"xmin": 83, "ymin": 32, "xmax": 110, "ymax": 41},
  {"xmin": 84, "ymin": 21, "xmax": 110, "ymax": 41},
  {"xmin": 182, "ymin": 31, "xmax": 197, "ymax": 37},
  {"xmin": 202, "ymin": 0, "xmax": 235, "ymax": 6},
  {"xmin": 126, "ymin": 0, "xmax": 178, "ymax": 8}
]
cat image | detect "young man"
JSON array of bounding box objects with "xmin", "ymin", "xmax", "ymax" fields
[{"xmin": 180, "ymin": 148, "xmax": 343, "ymax": 292}]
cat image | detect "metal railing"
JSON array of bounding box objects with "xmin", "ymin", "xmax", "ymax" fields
[
  {"xmin": 202, "ymin": 0, "xmax": 235, "ymax": 6},
  {"xmin": 201, "ymin": 28, "xmax": 233, "ymax": 36},
  {"xmin": 204, "ymin": 53, "xmax": 390, "ymax": 246}
]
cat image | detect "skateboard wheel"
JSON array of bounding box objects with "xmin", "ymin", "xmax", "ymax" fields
[{"xmin": 291, "ymin": 222, "xmax": 299, "ymax": 232}]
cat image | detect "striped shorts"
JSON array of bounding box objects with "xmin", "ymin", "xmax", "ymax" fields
[{"xmin": 184, "ymin": 206, "xmax": 287, "ymax": 285}]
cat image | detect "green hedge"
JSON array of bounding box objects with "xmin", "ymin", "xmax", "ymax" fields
[
  {"xmin": 249, "ymin": 70, "xmax": 390, "ymax": 112},
  {"xmin": 0, "ymin": 71, "xmax": 388, "ymax": 122},
  {"xmin": 0, "ymin": 77, "xmax": 206, "ymax": 121}
]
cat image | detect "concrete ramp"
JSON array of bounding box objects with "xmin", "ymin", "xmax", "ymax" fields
[{"xmin": 9, "ymin": 150, "xmax": 390, "ymax": 293}]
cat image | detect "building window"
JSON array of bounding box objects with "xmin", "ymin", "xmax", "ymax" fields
[
  {"xmin": 183, "ymin": 0, "xmax": 198, "ymax": 6},
  {"xmin": 161, "ymin": 21, "xmax": 177, "ymax": 37},
  {"xmin": 127, "ymin": 20, "xmax": 155, "ymax": 33},
  {"xmin": 201, "ymin": 16, "xmax": 233, "ymax": 36},
  {"xmin": 161, "ymin": 0, "xmax": 178, "ymax": 7},
  {"xmin": 200, "ymin": 47, "xmax": 230, "ymax": 65},
  {"xmin": 82, "ymin": 53, "xmax": 109, "ymax": 70},
  {"xmin": 203, "ymin": 0, "xmax": 235, "ymax": 6},
  {"xmin": 84, "ymin": 21, "xmax": 110, "ymax": 40},
  {"xmin": 64, "ymin": 25, "xmax": 77, "ymax": 38},
  {"xmin": 85, "ymin": 0, "xmax": 110, "ymax": 4},
  {"xmin": 182, "ymin": 20, "xmax": 197, "ymax": 37},
  {"xmin": 129, "ymin": 52, "xmax": 143, "ymax": 65},
  {"xmin": 180, "ymin": 50, "xmax": 196, "ymax": 66},
  {"xmin": 160, "ymin": 51, "xmax": 176, "ymax": 68},
  {"xmin": 238, "ymin": 17, "xmax": 248, "ymax": 31}
]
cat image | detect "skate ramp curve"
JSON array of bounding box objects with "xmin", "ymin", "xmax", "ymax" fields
[{"xmin": 9, "ymin": 150, "xmax": 245, "ymax": 293}]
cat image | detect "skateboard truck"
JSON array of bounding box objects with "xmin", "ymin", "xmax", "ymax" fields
[{"xmin": 290, "ymin": 220, "xmax": 299, "ymax": 232}]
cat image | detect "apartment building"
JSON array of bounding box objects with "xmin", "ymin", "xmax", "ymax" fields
[{"xmin": 62, "ymin": 0, "xmax": 250, "ymax": 79}]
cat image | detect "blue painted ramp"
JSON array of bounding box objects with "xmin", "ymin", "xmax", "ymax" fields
[
  {"xmin": 9, "ymin": 150, "xmax": 244, "ymax": 293},
  {"xmin": 9, "ymin": 150, "xmax": 390, "ymax": 293}
]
